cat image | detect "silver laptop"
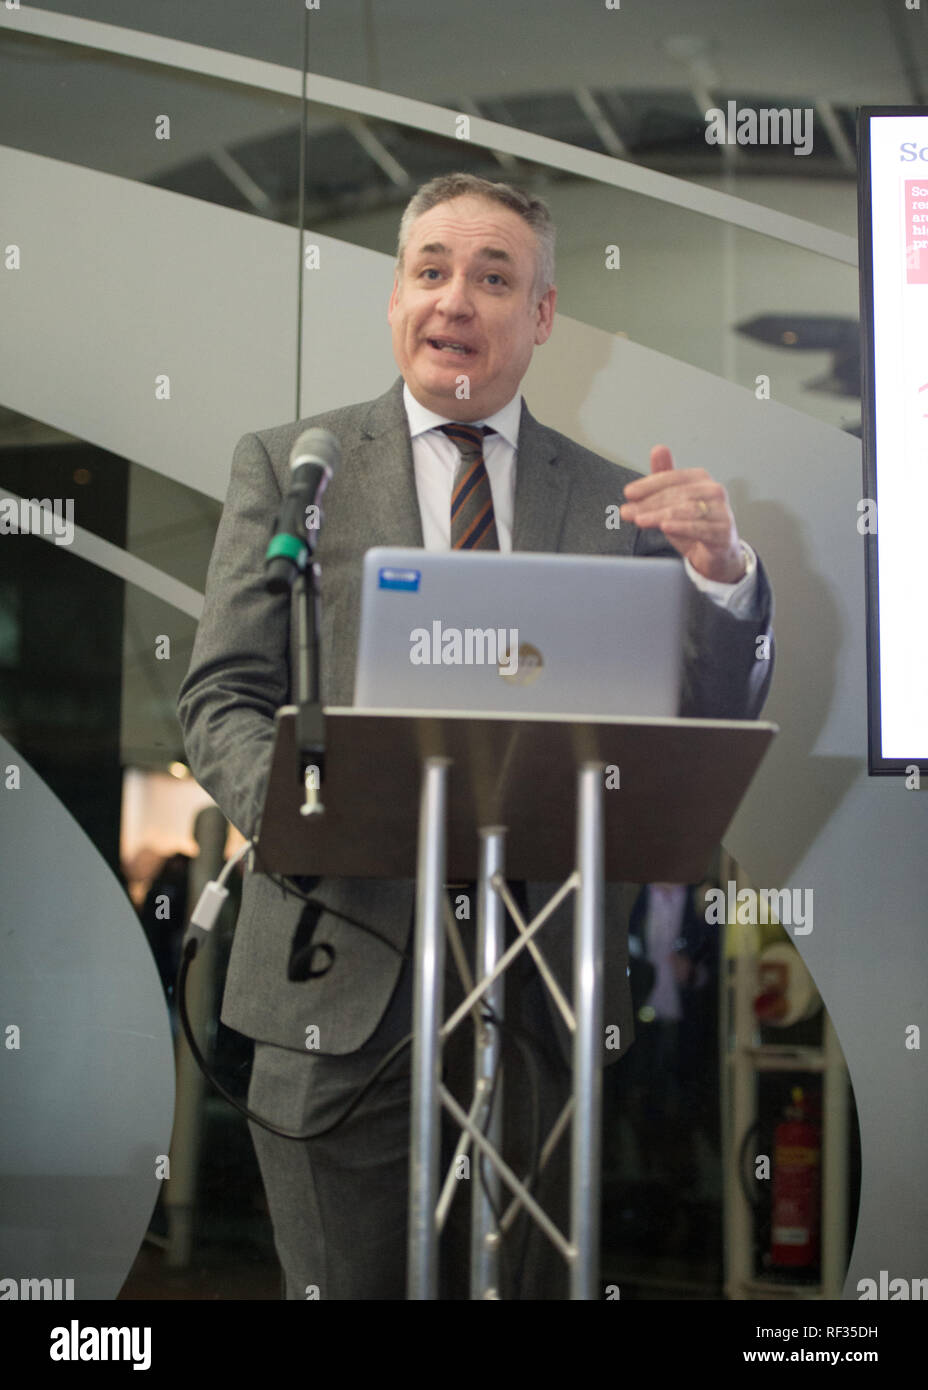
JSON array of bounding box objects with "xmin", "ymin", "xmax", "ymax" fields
[{"xmin": 353, "ymin": 547, "xmax": 687, "ymax": 718}]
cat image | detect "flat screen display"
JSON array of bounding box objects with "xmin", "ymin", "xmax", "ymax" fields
[{"xmin": 859, "ymin": 107, "xmax": 928, "ymax": 775}]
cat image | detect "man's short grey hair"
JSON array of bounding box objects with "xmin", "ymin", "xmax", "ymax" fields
[{"xmin": 395, "ymin": 173, "xmax": 556, "ymax": 299}]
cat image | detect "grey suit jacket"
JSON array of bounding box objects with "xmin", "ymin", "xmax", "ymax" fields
[{"xmin": 177, "ymin": 376, "xmax": 774, "ymax": 1062}]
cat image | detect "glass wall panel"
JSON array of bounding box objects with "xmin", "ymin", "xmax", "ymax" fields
[
  {"xmin": 0, "ymin": 0, "xmax": 888, "ymax": 1305},
  {"xmin": 1, "ymin": 10, "xmax": 868, "ymax": 430}
]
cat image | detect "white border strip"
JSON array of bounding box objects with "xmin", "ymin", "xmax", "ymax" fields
[
  {"xmin": 0, "ymin": 488, "xmax": 204, "ymax": 619},
  {"xmin": 0, "ymin": 8, "xmax": 857, "ymax": 265}
]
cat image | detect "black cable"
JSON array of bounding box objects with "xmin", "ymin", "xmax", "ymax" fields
[
  {"xmin": 250, "ymin": 839, "xmax": 412, "ymax": 962},
  {"xmin": 738, "ymin": 1117, "xmax": 764, "ymax": 1209},
  {"xmin": 261, "ymin": 864, "xmax": 553, "ymax": 1294},
  {"xmin": 177, "ymin": 938, "xmax": 412, "ymax": 1141},
  {"xmin": 499, "ymin": 1012, "xmax": 544, "ymax": 1297},
  {"xmin": 181, "ymin": 863, "xmax": 556, "ymax": 1296}
]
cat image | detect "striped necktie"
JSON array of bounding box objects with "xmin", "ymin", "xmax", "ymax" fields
[{"xmin": 439, "ymin": 422, "xmax": 499, "ymax": 550}]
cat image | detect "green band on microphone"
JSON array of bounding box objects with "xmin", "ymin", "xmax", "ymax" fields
[{"xmin": 266, "ymin": 534, "xmax": 306, "ymax": 564}]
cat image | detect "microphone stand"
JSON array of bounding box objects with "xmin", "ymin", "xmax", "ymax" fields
[
  {"xmin": 265, "ymin": 428, "xmax": 338, "ymax": 821},
  {"xmin": 294, "ymin": 559, "xmax": 325, "ymax": 816}
]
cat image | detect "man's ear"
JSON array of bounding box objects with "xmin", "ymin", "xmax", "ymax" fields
[
  {"xmin": 387, "ymin": 271, "xmax": 401, "ymax": 322},
  {"xmin": 534, "ymin": 285, "xmax": 557, "ymax": 346}
]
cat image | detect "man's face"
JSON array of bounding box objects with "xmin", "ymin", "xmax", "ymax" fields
[{"xmin": 388, "ymin": 195, "xmax": 556, "ymax": 421}]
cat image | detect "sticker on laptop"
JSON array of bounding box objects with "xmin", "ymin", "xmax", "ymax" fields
[{"xmin": 378, "ymin": 566, "xmax": 421, "ymax": 592}]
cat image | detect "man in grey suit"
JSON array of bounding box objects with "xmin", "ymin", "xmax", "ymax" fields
[{"xmin": 177, "ymin": 172, "xmax": 773, "ymax": 1300}]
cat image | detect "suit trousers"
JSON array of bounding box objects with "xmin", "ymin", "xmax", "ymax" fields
[{"xmin": 247, "ymin": 897, "xmax": 574, "ymax": 1300}]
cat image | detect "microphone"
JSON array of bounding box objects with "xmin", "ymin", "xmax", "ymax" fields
[{"xmin": 265, "ymin": 428, "xmax": 340, "ymax": 594}]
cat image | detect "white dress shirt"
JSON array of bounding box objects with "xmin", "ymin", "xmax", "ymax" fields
[
  {"xmin": 643, "ymin": 883, "xmax": 688, "ymax": 1022},
  {"xmin": 402, "ymin": 383, "xmax": 759, "ymax": 615}
]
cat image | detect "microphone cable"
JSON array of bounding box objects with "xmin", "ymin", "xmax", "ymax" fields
[
  {"xmin": 178, "ymin": 841, "xmax": 552, "ymax": 1202},
  {"xmin": 177, "ymin": 841, "xmax": 411, "ymax": 1141},
  {"xmin": 250, "ymin": 837, "xmax": 414, "ymax": 965}
]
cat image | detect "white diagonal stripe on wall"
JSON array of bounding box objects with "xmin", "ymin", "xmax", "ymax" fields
[
  {"xmin": 0, "ymin": 487, "xmax": 204, "ymax": 619},
  {"xmin": 0, "ymin": 8, "xmax": 857, "ymax": 265}
]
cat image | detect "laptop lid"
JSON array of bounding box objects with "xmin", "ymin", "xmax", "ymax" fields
[{"xmin": 353, "ymin": 547, "xmax": 686, "ymax": 718}]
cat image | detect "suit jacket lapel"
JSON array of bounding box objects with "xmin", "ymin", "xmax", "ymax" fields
[
  {"xmin": 511, "ymin": 399, "xmax": 573, "ymax": 554},
  {"xmin": 316, "ymin": 377, "xmax": 422, "ymax": 705},
  {"xmin": 352, "ymin": 377, "xmax": 425, "ymax": 550}
]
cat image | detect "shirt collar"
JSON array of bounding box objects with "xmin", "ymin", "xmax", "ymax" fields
[{"xmin": 402, "ymin": 381, "xmax": 522, "ymax": 451}]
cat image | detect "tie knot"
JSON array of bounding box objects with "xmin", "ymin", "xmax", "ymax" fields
[{"xmin": 438, "ymin": 422, "xmax": 494, "ymax": 456}]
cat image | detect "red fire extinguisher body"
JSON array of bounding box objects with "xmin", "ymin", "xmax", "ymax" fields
[{"xmin": 771, "ymin": 1092, "xmax": 821, "ymax": 1268}]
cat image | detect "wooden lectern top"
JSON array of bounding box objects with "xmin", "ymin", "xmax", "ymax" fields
[{"xmin": 256, "ymin": 706, "xmax": 776, "ymax": 884}]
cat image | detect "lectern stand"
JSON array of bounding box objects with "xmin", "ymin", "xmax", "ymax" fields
[{"xmin": 256, "ymin": 705, "xmax": 776, "ymax": 1300}]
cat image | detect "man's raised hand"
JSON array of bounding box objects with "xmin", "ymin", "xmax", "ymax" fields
[{"xmin": 620, "ymin": 445, "xmax": 747, "ymax": 584}]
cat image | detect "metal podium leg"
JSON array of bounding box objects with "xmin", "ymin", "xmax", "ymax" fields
[
  {"xmin": 470, "ymin": 828, "xmax": 506, "ymax": 1300},
  {"xmin": 408, "ymin": 757, "xmax": 450, "ymax": 1300},
  {"xmin": 571, "ymin": 763, "xmax": 605, "ymax": 1300}
]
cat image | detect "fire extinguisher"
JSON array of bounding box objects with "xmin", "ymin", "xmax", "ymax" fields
[{"xmin": 770, "ymin": 1086, "xmax": 821, "ymax": 1268}]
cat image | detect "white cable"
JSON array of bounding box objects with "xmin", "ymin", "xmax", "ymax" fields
[{"xmin": 185, "ymin": 839, "xmax": 253, "ymax": 945}]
